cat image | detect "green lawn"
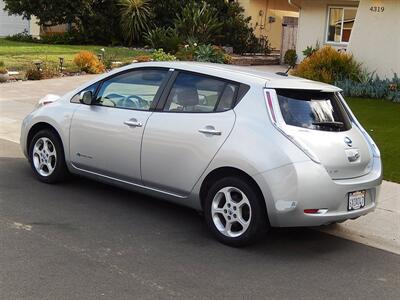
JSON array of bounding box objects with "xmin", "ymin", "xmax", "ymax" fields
[
  {"xmin": 347, "ymin": 98, "xmax": 400, "ymax": 183},
  {"xmin": 0, "ymin": 38, "xmax": 147, "ymax": 72}
]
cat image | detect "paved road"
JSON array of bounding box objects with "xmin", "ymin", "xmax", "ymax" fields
[{"xmin": 1, "ymin": 138, "xmax": 399, "ymax": 299}]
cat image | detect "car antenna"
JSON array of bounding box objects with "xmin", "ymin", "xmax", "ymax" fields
[{"xmin": 275, "ymin": 72, "xmax": 288, "ymax": 77}]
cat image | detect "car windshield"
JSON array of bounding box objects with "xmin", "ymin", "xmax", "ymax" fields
[{"xmin": 276, "ymin": 89, "xmax": 351, "ymax": 132}]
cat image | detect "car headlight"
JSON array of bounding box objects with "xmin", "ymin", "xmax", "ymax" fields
[{"xmin": 35, "ymin": 94, "xmax": 61, "ymax": 109}]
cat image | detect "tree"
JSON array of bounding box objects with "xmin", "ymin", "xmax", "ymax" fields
[
  {"xmin": 3, "ymin": 0, "xmax": 91, "ymax": 26},
  {"xmin": 3, "ymin": 0, "xmax": 122, "ymax": 45},
  {"xmin": 118, "ymin": 0, "xmax": 152, "ymax": 45}
]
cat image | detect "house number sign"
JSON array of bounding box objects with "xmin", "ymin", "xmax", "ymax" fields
[
  {"xmin": 370, "ymin": 6, "xmax": 384, "ymax": 12},
  {"xmin": 370, "ymin": 0, "xmax": 384, "ymax": 12}
]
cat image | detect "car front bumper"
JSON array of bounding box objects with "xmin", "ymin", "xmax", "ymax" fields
[
  {"xmin": 20, "ymin": 114, "xmax": 30, "ymax": 159},
  {"xmin": 254, "ymin": 157, "xmax": 382, "ymax": 227}
]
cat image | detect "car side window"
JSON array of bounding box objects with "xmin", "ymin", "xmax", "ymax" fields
[
  {"xmin": 70, "ymin": 82, "xmax": 99, "ymax": 103},
  {"xmin": 163, "ymin": 73, "xmax": 237, "ymax": 113},
  {"xmin": 94, "ymin": 69, "xmax": 168, "ymax": 110}
]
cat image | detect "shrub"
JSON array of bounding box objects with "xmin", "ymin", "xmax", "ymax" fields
[
  {"xmin": 175, "ymin": 44, "xmax": 196, "ymax": 61},
  {"xmin": 119, "ymin": 0, "xmax": 152, "ymax": 45},
  {"xmin": 336, "ymin": 73, "xmax": 400, "ymax": 102},
  {"xmin": 284, "ymin": 49, "xmax": 297, "ymax": 68},
  {"xmin": 133, "ymin": 55, "xmax": 152, "ymax": 62},
  {"xmin": 41, "ymin": 63, "xmax": 59, "ymax": 79},
  {"xmin": 25, "ymin": 62, "xmax": 59, "ymax": 80},
  {"xmin": 73, "ymin": 51, "xmax": 105, "ymax": 74},
  {"xmin": 6, "ymin": 30, "xmax": 37, "ymax": 43},
  {"xmin": 218, "ymin": 1, "xmax": 270, "ymax": 54},
  {"xmin": 302, "ymin": 42, "xmax": 320, "ymax": 58},
  {"xmin": 0, "ymin": 61, "xmax": 7, "ymax": 74},
  {"xmin": 195, "ymin": 44, "xmax": 226, "ymax": 63},
  {"xmin": 292, "ymin": 46, "xmax": 362, "ymax": 84},
  {"xmin": 174, "ymin": 1, "xmax": 222, "ymax": 44},
  {"xmin": 39, "ymin": 32, "xmax": 78, "ymax": 44},
  {"xmin": 25, "ymin": 67, "xmax": 43, "ymax": 80},
  {"xmin": 223, "ymin": 53, "xmax": 233, "ymax": 64},
  {"xmin": 151, "ymin": 0, "xmax": 262, "ymax": 55},
  {"xmin": 151, "ymin": 49, "xmax": 176, "ymax": 61},
  {"xmin": 144, "ymin": 27, "xmax": 182, "ymax": 54}
]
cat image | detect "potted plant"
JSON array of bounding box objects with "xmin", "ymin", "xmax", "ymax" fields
[{"xmin": 0, "ymin": 61, "xmax": 9, "ymax": 83}]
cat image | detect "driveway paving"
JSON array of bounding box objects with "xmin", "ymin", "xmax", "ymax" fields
[{"xmin": 1, "ymin": 138, "xmax": 399, "ymax": 299}]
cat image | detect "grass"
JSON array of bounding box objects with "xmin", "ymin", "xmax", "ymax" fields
[
  {"xmin": 347, "ymin": 97, "xmax": 400, "ymax": 183},
  {"xmin": 0, "ymin": 38, "xmax": 148, "ymax": 72}
]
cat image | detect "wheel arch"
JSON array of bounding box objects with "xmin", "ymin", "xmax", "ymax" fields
[
  {"xmin": 199, "ymin": 167, "xmax": 268, "ymax": 220},
  {"xmin": 26, "ymin": 122, "xmax": 63, "ymax": 158}
]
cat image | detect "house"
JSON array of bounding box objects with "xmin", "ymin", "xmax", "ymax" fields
[
  {"xmin": 0, "ymin": 0, "xmax": 68, "ymax": 37},
  {"xmin": 237, "ymin": 0, "xmax": 299, "ymax": 51},
  {"xmin": 238, "ymin": 0, "xmax": 399, "ymax": 78},
  {"xmin": 0, "ymin": 0, "xmax": 40, "ymax": 36},
  {"xmin": 296, "ymin": 0, "xmax": 399, "ymax": 78}
]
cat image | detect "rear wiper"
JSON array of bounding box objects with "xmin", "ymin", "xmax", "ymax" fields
[{"xmin": 312, "ymin": 121, "xmax": 344, "ymax": 128}]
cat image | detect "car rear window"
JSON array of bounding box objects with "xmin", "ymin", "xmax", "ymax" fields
[{"xmin": 276, "ymin": 89, "xmax": 351, "ymax": 132}]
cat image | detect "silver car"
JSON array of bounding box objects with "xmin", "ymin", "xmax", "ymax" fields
[{"xmin": 21, "ymin": 62, "xmax": 382, "ymax": 246}]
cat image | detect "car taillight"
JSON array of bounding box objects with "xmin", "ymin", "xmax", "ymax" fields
[
  {"xmin": 265, "ymin": 92, "xmax": 276, "ymax": 123},
  {"xmin": 264, "ymin": 89, "xmax": 321, "ymax": 164}
]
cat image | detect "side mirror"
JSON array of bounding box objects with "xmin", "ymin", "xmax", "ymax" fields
[{"xmin": 79, "ymin": 90, "xmax": 93, "ymax": 105}]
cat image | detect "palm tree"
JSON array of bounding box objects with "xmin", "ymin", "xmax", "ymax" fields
[{"xmin": 119, "ymin": 0, "xmax": 152, "ymax": 45}]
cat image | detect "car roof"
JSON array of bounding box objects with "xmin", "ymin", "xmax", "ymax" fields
[
  {"xmin": 135, "ymin": 62, "xmax": 342, "ymax": 92},
  {"xmin": 80, "ymin": 61, "xmax": 342, "ymax": 93}
]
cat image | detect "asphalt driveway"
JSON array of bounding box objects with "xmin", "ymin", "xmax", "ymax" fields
[{"xmin": 1, "ymin": 138, "xmax": 400, "ymax": 299}]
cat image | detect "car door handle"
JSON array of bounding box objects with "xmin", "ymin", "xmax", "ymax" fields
[
  {"xmin": 198, "ymin": 127, "xmax": 222, "ymax": 136},
  {"xmin": 124, "ymin": 119, "xmax": 143, "ymax": 127}
]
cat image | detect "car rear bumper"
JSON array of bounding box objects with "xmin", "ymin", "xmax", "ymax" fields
[{"xmin": 253, "ymin": 157, "xmax": 382, "ymax": 227}]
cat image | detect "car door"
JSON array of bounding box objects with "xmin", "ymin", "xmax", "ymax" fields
[
  {"xmin": 69, "ymin": 68, "xmax": 169, "ymax": 184},
  {"xmin": 141, "ymin": 71, "xmax": 238, "ymax": 195}
]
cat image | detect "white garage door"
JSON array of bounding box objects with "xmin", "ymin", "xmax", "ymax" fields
[{"xmin": 0, "ymin": 0, "xmax": 29, "ymax": 36}]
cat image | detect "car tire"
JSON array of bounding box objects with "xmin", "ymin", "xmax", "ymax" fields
[
  {"xmin": 29, "ymin": 129, "xmax": 68, "ymax": 183},
  {"xmin": 204, "ymin": 176, "xmax": 269, "ymax": 247}
]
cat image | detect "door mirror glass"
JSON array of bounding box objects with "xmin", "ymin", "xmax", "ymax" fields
[{"xmin": 79, "ymin": 90, "xmax": 93, "ymax": 105}]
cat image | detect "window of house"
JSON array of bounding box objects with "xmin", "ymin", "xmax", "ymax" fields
[{"xmin": 326, "ymin": 7, "xmax": 357, "ymax": 44}]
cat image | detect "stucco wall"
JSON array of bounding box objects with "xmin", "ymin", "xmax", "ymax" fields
[
  {"xmin": 265, "ymin": 9, "xmax": 299, "ymax": 49},
  {"xmin": 296, "ymin": 0, "xmax": 399, "ymax": 78},
  {"xmin": 0, "ymin": 0, "xmax": 29, "ymax": 36},
  {"xmin": 296, "ymin": 0, "xmax": 359, "ymax": 61},
  {"xmin": 238, "ymin": 0, "xmax": 299, "ymax": 49},
  {"xmin": 347, "ymin": 0, "xmax": 400, "ymax": 78},
  {"xmin": 0, "ymin": 0, "xmax": 40, "ymax": 36}
]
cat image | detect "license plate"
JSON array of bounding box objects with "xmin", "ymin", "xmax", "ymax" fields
[{"xmin": 348, "ymin": 190, "xmax": 366, "ymax": 211}]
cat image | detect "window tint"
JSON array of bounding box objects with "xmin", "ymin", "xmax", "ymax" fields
[
  {"xmin": 164, "ymin": 73, "xmax": 237, "ymax": 113},
  {"xmin": 70, "ymin": 82, "xmax": 99, "ymax": 103},
  {"xmin": 216, "ymin": 84, "xmax": 238, "ymax": 112},
  {"xmin": 94, "ymin": 69, "xmax": 168, "ymax": 110},
  {"xmin": 276, "ymin": 89, "xmax": 351, "ymax": 132}
]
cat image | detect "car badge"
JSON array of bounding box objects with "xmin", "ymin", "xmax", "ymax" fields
[{"xmin": 344, "ymin": 136, "xmax": 352, "ymax": 147}]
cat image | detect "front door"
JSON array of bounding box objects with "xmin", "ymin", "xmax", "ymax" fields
[
  {"xmin": 70, "ymin": 68, "xmax": 169, "ymax": 183},
  {"xmin": 141, "ymin": 71, "xmax": 238, "ymax": 195}
]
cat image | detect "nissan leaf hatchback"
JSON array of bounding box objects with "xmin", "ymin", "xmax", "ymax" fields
[{"xmin": 21, "ymin": 62, "xmax": 382, "ymax": 246}]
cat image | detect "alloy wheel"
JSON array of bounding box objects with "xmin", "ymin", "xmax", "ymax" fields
[
  {"xmin": 32, "ymin": 137, "xmax": 57, "ymax": 177},
  {"xmin": 211, "ymin": 186, "xmax": 252, "ymax": 238}
]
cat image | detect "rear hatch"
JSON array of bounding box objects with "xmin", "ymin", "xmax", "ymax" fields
[{"xmin": 267, "ymin": 88, "xmax": 373, "ymax": 179}]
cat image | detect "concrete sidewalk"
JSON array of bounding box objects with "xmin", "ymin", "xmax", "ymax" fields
[{"xmin": 0, "ymin": 73, "xmax": 399, "ymax": 254}]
